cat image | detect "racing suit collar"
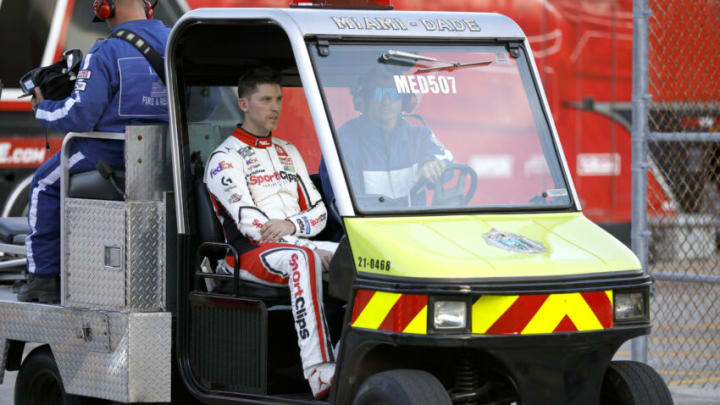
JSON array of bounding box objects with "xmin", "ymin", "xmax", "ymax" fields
[{"xmin": 231, "ymin": 126, "xmax": 273, "ymax": 148}]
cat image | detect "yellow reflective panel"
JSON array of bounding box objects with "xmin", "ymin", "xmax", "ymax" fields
[
  {"xmin": 351, "ymin": 291, "xmax": 401, "ymax": 329},
  {"xmin": 520, "ymin": 293, "xmax": 603, "ymax": 334},
  {"xmin": 472, "ymin": 295, "xmax": 519, "ymax": 334},
  {"xmin": 345, "ymin": 212, "xmax": 640, "ymax": 279},
  {"xmin": 402, "ymin": 306, "xmax": 428, "ymax": 334}
]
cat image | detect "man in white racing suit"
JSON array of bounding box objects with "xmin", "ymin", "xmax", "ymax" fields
[{"xmin": 204, "ymin": 68, "xmax": 336, "ymax": 399}]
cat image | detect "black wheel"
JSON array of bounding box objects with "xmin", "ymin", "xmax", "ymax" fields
[
  {"xmin": 601, "ymin": 360, "xmax": 673, "ymax": 405},
  {"xmin": 352, "ymin": 369, "xmax": 452, "ymax": 405},
  {"xmin": 14, "ymin": 345, "xmax": 103, "ymax": 405}
]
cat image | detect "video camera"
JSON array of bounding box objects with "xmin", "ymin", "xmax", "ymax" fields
[{"xmin": 19, "ymin": 49, "xmax": 83, "ymax": 100}]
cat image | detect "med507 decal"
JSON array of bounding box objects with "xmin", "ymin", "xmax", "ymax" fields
[{"xmin": 394, "ymin": 75, "xmax": 456, "ymax": 95}]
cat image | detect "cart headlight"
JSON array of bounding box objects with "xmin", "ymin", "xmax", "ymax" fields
[
  {"xmin": 614, "ymin": 291, "xmax": 647, "ymax": 322},
  {"xmin": 433, "ymin": 300, "xmax": 467, "ymax": 329}
]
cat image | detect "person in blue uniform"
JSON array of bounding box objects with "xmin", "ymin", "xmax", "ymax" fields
[
  {"xmin": 19, "ymin": 0, "xmax": 171, "ymax": 303},
  {"xmin": 318, "ymin": 68, "xmax": 453, "ymax": 240}
]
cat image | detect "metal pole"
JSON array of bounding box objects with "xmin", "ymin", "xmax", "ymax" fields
[
  {"xmin": 653, "ymin": 272, "xmax": 720, "ymax": 284},
  {"xmin": 650, "ymin": 132, "xmax": 720, "ymax": 142},
  {"xmin": 631, "ymin": 0, "xmax": 651, "ymax": 364}
]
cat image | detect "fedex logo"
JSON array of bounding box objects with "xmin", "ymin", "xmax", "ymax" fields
[{"xmin": 210, "ymin": 161, "xmax": 233, "ymax": 178}]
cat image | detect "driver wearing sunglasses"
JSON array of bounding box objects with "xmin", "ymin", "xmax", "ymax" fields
[{"xmin": 319, "ymin": 68, "xmax": 453, "ymax": 220}]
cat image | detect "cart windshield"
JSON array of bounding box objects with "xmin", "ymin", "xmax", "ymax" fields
[{"xmin": 313, "ymin": 43, "xmax": 572, "ymax": 213}]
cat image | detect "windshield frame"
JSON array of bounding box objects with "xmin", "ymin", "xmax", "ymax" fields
[{"xmin": 308, "ymin": 38, "xmax": 577, "ymax": 216}]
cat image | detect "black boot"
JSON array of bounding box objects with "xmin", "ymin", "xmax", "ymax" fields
[{"xmin": 17, "ymin": 276, "xmax": 60, "ymax": 304}]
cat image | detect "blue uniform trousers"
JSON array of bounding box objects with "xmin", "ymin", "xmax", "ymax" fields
[{"xmin": 25, "ymin": 140, "xmax": 123, "ymax": 277}]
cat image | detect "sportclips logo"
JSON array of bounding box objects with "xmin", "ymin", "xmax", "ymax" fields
[
  {"xmin": 290, "ymin": 253, "xmax": 310, "ymax": 340},
  {"xmin": 310, "ymin": 213, "xmax": 326, "ymax": 227},
  {"xmin": 0, "ymin": 141, "xmax": 53, "ymax": 167},
  {"xmin": 248, "ymin": 171, "xmax": 297, "ymax": 186}
]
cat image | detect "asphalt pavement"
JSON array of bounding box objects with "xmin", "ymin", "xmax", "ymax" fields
[
  {"xmin": 3, "ymin": 369, "xmax": 718, "ymax": 404},
  {"xmin": 1, "ymin": 282, "xmax": 719, "ymax": 404}
]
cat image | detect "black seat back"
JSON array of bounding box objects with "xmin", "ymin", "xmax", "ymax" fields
[
  {"xmin": 194, "ymin": 178, "xmax": 224, "ymax": 245},
  {"xmin": 69, "ymin": 170, "xmax": 125, "ymax": 200},
  {"xmin": 194, "ymin": 177, "xmax": 290, "ymax": 300}
]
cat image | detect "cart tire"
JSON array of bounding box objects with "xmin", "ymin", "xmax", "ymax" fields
[
  {"xmin": 14, "ymin": 345, "xmax": 104, "ymax": 405},
  {"xmin": 352, "ymin": 369, "xmax": 451, "ymax": 405},
  {"xmin": 601, "ymin": 360, "xmax": 673, "ymax": 405}
]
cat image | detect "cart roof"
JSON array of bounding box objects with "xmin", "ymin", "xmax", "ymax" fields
[{"xmin": 175, "ymin": 8, "xmax": 526, "ymax": 40}]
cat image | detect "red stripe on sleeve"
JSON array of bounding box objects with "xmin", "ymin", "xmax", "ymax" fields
[{"xmin": 297, "ymin": 183, "xmax": 308, "ymax": 211}]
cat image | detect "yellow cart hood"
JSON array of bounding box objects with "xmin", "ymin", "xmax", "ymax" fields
[{"xmin": 345, "ymin": 212, "xmax": 640, "ymax": 279}]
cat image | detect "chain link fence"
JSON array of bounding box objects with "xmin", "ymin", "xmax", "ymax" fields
[{"xmin": 634, "ymin": 0, "xmax": 720, "ymax": 391}]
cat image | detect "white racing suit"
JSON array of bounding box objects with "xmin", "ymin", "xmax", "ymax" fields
[{"xmin": 204, "ymin": 127, "xmax": 336, "ymax": 397}]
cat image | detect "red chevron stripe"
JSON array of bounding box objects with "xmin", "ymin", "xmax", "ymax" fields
[
  {"xmin": 580, "ymin": 291, "xmax": 613, "ymax": 329},
  {"xmin": 377, "ymin": 294, "xmax": 427, "ymax": 332},
  {"xmin": 351, "ymin": 289, "xmax": 376, "ymax": 324},
  {"xmin": 553, "ymin": 314, "xmax": 578, "ymax": 332},
  {"xmin": 486, "ymin": 294, "xmax": 549, "ymax": 334}
]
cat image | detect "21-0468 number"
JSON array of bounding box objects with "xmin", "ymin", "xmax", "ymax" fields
[{"xmin": 357, "ymin": 256, "xmax": 391, "ymax": 271}]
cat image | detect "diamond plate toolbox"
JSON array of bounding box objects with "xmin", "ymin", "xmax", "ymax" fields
[
  {"xmin": 65, "ymin": 199, "xmax": 165, "ymax": 312},
  {"xmin": 0, "ymin": 303, "xmax": 171, "ymax": 402}
]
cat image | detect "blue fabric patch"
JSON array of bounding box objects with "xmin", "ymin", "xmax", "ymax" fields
[
  {"xmin": 302, "ymin": 217, "xmax": 312, "ymax": 235},
  {"xmin": 118, "ymin": 57, "xmax": 168, "ymax": 117}
]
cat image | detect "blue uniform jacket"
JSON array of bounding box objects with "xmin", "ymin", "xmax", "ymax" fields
[{"xmin": 34, "ymin": 19, "xmax": 171, "ymax": 164}]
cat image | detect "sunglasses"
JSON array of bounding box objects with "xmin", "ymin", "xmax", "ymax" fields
[{"xmin": 371, "ymin": 87, "xmax": 402, "ymax": 102}]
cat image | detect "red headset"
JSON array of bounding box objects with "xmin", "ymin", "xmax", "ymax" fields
[{"xmin": 93, "ymin": 0, "xmax": 154, "ymax": 21}]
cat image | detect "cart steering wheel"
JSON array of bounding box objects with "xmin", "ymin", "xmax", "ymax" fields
[{"xmin": 409, "ymin": 163, "xmax": 478, "ymax": 207}]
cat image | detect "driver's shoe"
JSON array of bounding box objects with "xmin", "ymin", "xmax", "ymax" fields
[
  {"xmin": 307, "ymin": 362, "xmax": 335, "ymax": 399},
  {"xmin": 17, "ymin": 276, "xmax": 60, "ymax": 304}
]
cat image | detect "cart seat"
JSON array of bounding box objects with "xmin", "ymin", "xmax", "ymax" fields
[
  {"xmin": 0, "ymin": 217, "xmax": 30, "ymax": 245},
  {"xmin": 195, "ymin": 177, "xmax": 288, "ymax": 300},
  {"xmin": 69, "ymin": 170, "xmax": 125, "ymax": 200}
]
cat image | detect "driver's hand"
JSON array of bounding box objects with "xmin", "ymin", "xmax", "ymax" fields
[
  {"xmin": 315, "ymin": 249, "xmax": 334, "ymax": 272},
  {"xmin": 419, "ymin": 160, "xmax": 447, "ymax": 183},
  {"xmin": 260, "ymin": 219, "xmax": 295, "ymax": 242},
  {"xmin": 31, "ymin": 88, "xmax": 45, "ymax": 110}
]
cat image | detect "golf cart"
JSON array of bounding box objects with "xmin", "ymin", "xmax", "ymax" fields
[{"xmin": 0, "ymin": 3, "xmax": 671, "ymax": 405}]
